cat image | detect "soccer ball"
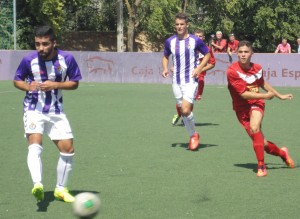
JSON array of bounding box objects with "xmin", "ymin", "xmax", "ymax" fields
[{"xmin": 72, "ymin": 192, "xmax": 101, "ymax": 218}]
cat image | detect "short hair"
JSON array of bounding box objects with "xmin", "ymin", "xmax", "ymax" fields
[
  {"xmin": 175, "ymin": 13, "xmax": 188, "ymax": 22},
  {"xmin": 238, "ymin": 40, "xmax": 253, "ymax": 50},
  {"xmin": 194, "ymin": 29, "xmax": 205, "ymax": 35},
  {"xmin": 34, "ymin": 26, "xmax": 56, "ymax": 41},
  {"xmin": 216, "ymin": 31, "xmax": 222, "ymax": 35}
]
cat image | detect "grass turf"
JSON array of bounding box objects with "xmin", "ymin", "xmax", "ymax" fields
[{"xmin": 0, "ymin": 81, "xmax": 300, "ymax": 219}]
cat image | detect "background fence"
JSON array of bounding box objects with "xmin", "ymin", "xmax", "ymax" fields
[{"xmin": 1, "ymin": 51, "xmax": 300, "ymax": 86}]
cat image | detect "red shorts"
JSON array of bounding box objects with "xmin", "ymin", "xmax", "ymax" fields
[{"xmin": 235, "ymin": 105, "xmax": 265, "ymax": 136}]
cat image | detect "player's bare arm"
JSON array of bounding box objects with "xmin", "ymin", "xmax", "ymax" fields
[
  {"xmin": 39, "ymin": 80, "xmax": 79, "ymax": 91},
  {"xmin": 162, "ymin": 56, "xmax": 169, "ymax": 78},
  {"xmin": 262, "ymin": 81, "xmax": 293, "ymax": 100},
  {"xmin": 192, "ymin": 53, "xmax": 211, "ymax": 78},
  {"xmin": 13, "ymin": 80, "xmax": 40, "ymax": 92},
  {"xmin": 201, "ymin": 63, "xmax": 215, "ymax": 73},
  {"xmin": 240, "ymin": 90, "xmax": 274, "ymax": 100}
]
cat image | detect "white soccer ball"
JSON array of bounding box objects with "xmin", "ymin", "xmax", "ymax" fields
[{"xmin": 72, "ymin": 192, "xmax": 101, "ymax": 218}]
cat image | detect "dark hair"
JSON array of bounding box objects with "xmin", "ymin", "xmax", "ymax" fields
[
  {"xmin": 175, "ymin": 13, "xmax": 188, "ymax": 22},
  {"xmin": 34, "ymin": 26, "xmax": 56, "ymax": 41},
  {"xmin": 238, "ymin": 40, "xmax": 253, "ymax": 50}
]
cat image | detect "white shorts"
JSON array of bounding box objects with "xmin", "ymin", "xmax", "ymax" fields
[
  {"xmin": 172, "ymin": 82, "xmax": 198, "ymax": 105},
  {"xmin": 23, "ymin": 111, "xmax": 73, "ymax": 140}
]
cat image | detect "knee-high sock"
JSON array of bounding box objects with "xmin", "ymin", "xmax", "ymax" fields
[
  {"xmin": 27, "ymin": 144, "xmax": 43, "ymax": 185},
  {"xmin": 197, "ymin": 78, "xmax": 205, "ymax": 96},
  {"xmin": 251, "ymin": 132, "xmax": 265, "ymax": 164},
  {"xmin": 265, "ymin": 141, "xmax": 284, "ymax": 157},
  {"xmin": 182, "ymin": 112, "xmax": 196, "ymax": 137},
  {"xmin": 56, "ymin": 152, "xmax": 74, "ymax": 189}
]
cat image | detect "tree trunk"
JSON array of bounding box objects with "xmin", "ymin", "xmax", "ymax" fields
[{"xmin": 127, "ymin": 16, "xmax": 135, "ymax": 52}]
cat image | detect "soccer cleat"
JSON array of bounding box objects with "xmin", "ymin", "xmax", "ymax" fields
[
  {"xmin": 54, "ymin": 188, "xmax": 75, "ymax": 203},
  {"xmin": 172, "ymin": 114, "xmax": 180, "ymax": 126},
  {"xmin": 256, "ymin": 165, "xmax": 267, "ymax": 177},
  {"xmin": 188, "ymin": 133, "xmax": 200, "ymax": 151},
  {"xmin": 281, "ymin": 147, "xmax": 295, "ymax": 168},
  {"xmin": 32, "ymin": 182, "xmax": 44, "ymax": 202}
]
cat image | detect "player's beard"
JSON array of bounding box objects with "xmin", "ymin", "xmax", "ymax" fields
[{"xmin": 39, "ymin": 48, "xmax": 54, "ymax": 60}]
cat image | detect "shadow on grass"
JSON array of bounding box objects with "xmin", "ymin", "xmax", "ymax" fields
[
  {"xmin": 195, "ymin": 122, "xmax": 219, "ymax": 127},
  {"xmin": 234, "ymin": 162, "xmax": 297, "ymax": 173},
  {"xmin": 171, "ymin": 142, "xmax": 218, "ymax": 151},
  {"xmin": 173, "ymin": 122, "xmax": 219, "ymax": 127},
  {"xmin": 36, "ymin": 190, "xmax": 100, "ymax": 212}
]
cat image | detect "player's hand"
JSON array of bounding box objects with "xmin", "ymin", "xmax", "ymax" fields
[
  {"xmin": 29, "ymin": 81, "xmax": 41, "ymax": 91},
  {"xmin": 162, "ymin": 70, "xmax": 169, "ymax": 78},
  {"xmin": 192, "ymin": 69, "xmax": 201, "ymax": 78},
  {"xmin": 279, "ymin": 93, "xmax": 293, "ymax": 100},
  {"xmin": 39, "ymin": 80, "xmax": 58, "ymax": 91}
]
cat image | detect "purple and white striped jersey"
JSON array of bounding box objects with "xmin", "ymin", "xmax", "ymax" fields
[
  {"xmin": 164, "ymin": 34, "xmax": 209, "ymax": 85},
  {"xmin": 14, "ymin": 49, "xmax": 82, "ymax": 114}
]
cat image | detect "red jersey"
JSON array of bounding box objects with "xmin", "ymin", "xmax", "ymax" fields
[
  {"xmin": 197, "ymin": 46, "xmax": 216, "ymax": 77},
  {"xmin": 227, "ymin": 40, "xmax": 239, "ymax": 53},
  {"xmin": 213, "ymin": 39, "xmax": 227, "ymax": 53},
  {"xmin": 227, "ymin": 62, "xmax": 265, "ymax": 112}
]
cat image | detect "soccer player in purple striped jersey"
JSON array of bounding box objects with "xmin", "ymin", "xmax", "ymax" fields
[
  {"xmin": 162, "ymin": 13, "xmax": 211, "ymax": 151},
  {"xmin": 13, "ymin": 26, "xmax": 82, "ymax": 202}
]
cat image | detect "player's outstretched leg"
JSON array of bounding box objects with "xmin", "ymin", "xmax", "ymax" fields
[
  {"xmin": 281, "ymin": 147, "xmax": 295, "ymax": 168},
  {"xmin": 264, "ymin": 141, "xmax": 295, "ymax": 168},
  {"xmin": 54, "ymin": 152, "xmax": 75, "ymax": 202}
]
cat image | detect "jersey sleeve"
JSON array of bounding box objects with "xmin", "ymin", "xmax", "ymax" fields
[
  {"xmin": 65, "ymin": 54, "xmax": 82, "ymax": 81},
  {"xmin": 196, "ymin": 38, "xmax": 209, "ymax": 55},
  {"xmin": 163, "ymin": 39, "xmax": 171, "ymax": 57},
  {"xmin": 14, "ymin": 57, "xmax": 29, "ymax": 81}
]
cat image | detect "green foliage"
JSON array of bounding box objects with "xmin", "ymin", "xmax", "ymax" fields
[
  {"xmin": 0, "ymin": 0, "xmax": 14, "ymax": 49},
  {"xmin": 9, "ymin": 0, "xmax": 300, "ymax": 51},
  {"xmin": 138, "ymin": 0, "xmax": 181, "ymax": 42}
]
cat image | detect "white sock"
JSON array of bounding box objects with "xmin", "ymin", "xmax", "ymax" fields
[
  {"xmin": 56, "ymin": 152, "xmax": 74, "ymax": 189},
  {"xmin": 27, "ymin": 144, "xmax": 43, "ymax": 185},
  {"xmin": 183, "ymin": 112, "xmax": 196, "ymax": 137}
]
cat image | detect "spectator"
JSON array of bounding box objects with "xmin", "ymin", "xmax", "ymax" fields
[
  {"xmin": 297, "ymin": 38, "xmax": 300, "ymax": 53},
  {"xmin": 211, "ymin": 31, "xmax": 227, "ymax": 53},
  {"xmin": 227, "ymin": 33, "xmax": 239, "ymax": 56},
  {"xmin": 274, "ymin": 38, "xmax": 291, "ymax": 53}
]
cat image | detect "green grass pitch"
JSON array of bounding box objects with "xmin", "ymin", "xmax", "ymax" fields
[{"xmin": 0, "ymin": 81, "xmax": 299, "ymax": 218}]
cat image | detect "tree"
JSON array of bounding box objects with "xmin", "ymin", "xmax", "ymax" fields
[
  {"xmin": 124, "ymin": 0, "xmax": 182, "ymax": 51},
  {"xmin": 192, "ymin": 0, "xmax": 300, "ymax": 52},
  {"xmin": 0, "ymin": 0, "xmax": 14, "ymax": 49},
  {"xmin": 124, "ymin": 0, "xmax": 141, "ymax": 52}
]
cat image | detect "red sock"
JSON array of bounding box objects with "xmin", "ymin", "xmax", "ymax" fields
[
  {"xmin": 197, "ymin": 78, "xmax": 204, "ymax": 96},
  {"xmin": 251, "ymin": 132, "xmax": 265, "ymax": 164},
  {"xmin": 265, "ymin": 141, "xmax": 284, "ymax": 158},
  {"xmin": 176, "ymin": 104, "xmax": 181, "ymax": 117}
]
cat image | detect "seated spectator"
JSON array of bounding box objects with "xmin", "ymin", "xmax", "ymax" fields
[
  {"xmin": 275, "ymin": 38, "xmax": 291, "ymax": 53},
  {"xmin": 211, "ymin": 31, "xmax": 227, "ymax": 53},
  {"xmin": 227, "ymin": 33, "xmax": 239, "ymax": 56}
]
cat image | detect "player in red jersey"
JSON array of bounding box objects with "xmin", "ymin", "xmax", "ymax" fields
[
  {"xmin": 194, "ymin": 29, "xmax": 216, "ymax": 100},
  {"xmin": 172, "ymin": 29, "xmax": 216, "ymax": 126},
  {"xmin": 227, "ymin": 40, "xmax": 294, "ymax": 177}
]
